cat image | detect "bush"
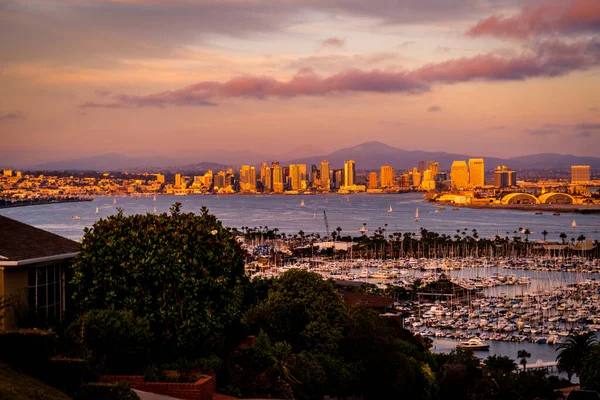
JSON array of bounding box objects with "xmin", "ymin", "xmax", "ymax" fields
[
  {"xmin": 69, "ymin": 309, "xmax": 152, "ymax": 374},
  {"xmin": 47, "ymin": 357, "xmax": 95, "ymax": 396},
  {"xmin": 0, "ymin": 329, "xmax": 58, "ymax": 372},
  {"xmin": 75, "ymin": 382, "xmax": 139, "ymax": 400}
]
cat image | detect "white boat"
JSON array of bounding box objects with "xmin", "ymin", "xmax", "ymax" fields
[
  {"xmin": 414, "ymin": 207, "xmax": 420, "ymax": 222},
  {"xmin": 572, "ymin": 220, "xmax": 577, "ymax": 228},
  {"xmin": 300, "ymin": 200, "xmax": 305, "ymax": 207},
  {"xmin": 113, "ymin": 198, "xmax": 117, "ymax": 204},
  {"xmin": 457, "ymin": 337, "xmax": 490, "ymax": 350},
  {"xmin": 153, "ymin": 206, "xmax": 157, "ymax": 214},
  {"xmin": 153, "ymin": 195, "xmax": 157, "ymax": 201},
  {"xmin": 71, "ymin": 215, "xmax": 81, "ymax": 220},
  {"xmin": 359, "ymin": 226, "xmax": 368, "ymax": 234},
  {"xmin": 313, "ymin": 211, "xmax": 316, "ymax": 219},
  {"xmin": 387, "ymin": 205, "xmax": 393, "ymax": 213},
  {"xmin": 174, "ymin": 192, "xmax": 187, "ymax": 196},
  {"xmin": 95, "ymin": 206, "xmax": 99, "ymax": 215}
]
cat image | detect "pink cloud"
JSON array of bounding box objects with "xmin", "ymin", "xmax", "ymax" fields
[
  {"xmin": 467, "ymin": 0, "xmax": 600, "ymax": 39},
  {"xmin": 81, "ymin": 38, "xmax": 600, "ymax": 108},
  {"xmin": 319, "ymin": 37, "xmax": 345, "ymax": 48}
]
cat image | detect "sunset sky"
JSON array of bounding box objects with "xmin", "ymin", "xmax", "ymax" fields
[{"xmin": 1, "ymin": 0, "xmax": 599, "ymax": 167}]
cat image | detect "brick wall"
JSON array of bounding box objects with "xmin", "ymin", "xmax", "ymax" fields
[{"xmin": 100, "ymin": 375, "xmax": 214, "ymax": 400}]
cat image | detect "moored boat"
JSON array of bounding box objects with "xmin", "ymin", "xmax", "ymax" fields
[{"xmin": 457, "ymin": 337, "xmax": 490, "ymax": 350}]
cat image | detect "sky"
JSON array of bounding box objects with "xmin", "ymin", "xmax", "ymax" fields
[{"xmin": 1, "ymin": 0, "xmax": 600, "ymax": 167}]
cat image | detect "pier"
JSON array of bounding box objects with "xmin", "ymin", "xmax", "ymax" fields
[{"xmin": 518, "ymin": 360, "xmax": 558, "ymax": 372}]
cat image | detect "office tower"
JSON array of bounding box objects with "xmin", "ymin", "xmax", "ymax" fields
[
  {"xmin": 412, "ymin": 168, "xmax": 421, "ymax": 187},
  {"xmin": 399, "ymin": 173, "xmax": 411, "ymax": 188},
  {"xmin": 332, "ymin": 169, "xmax": 343, "ymax": 189},
  {"xmin": 15, "ymin": 171, "xmax": 22, "ymax": 179},
  {"xmin": 344, "ymin": 160, "xmax": 356, "ymax": 187},
  {"xmin": 421, "ymin": 169, "xmax": 436, "ymax": 191},
  {"xmin": 451, "ymin": 160, "xmax": 469, "ymax": 189},
  {"xmin": 380, "ymin": 166, "xmax": 394, "ymax": 187},
  {"xmin": 320, "ymin": 160, "xmax": 330, "ymax": 190},
  {"xmin": 310, "ymin": 164, "xmax": 320, "ymax": 188},
  {"xmin": 571, "ymin": 165, "xmax": 591, "ymax": 184},
  {"xmin": 264, "ymin": 166, "xmax": 272, "ymax": 190},
  {"xmin": 175, "ymin": 173, "xmax": 182, "ymax": 187},
  {"xmin": 282, "ymin": 166, "xmax": 290, "ymax": 188},
  {"xmin": 289, "ymin": 164, "xmax": 306, "ymax": 190},
  {"xmin": 368, "ymin": 172, "xmax": 378, "ymax": 189},
  {"xmin": 156, "ymin": 174, "xmax": 165, "ymax": 184},
  {"xmin": 239, "ymin": 165, "xmax": 257, "ymax": 191},
  {"xmin": 426, "ymin": 161, "xmax": 439, "ymax": 176},
  {"xmin": 3, "ymin": 169, "xmax": 12, "ymax": 177},
  {"xmin": 260, "ymin": 162, "xmax": 269, "ymax": 186},
  {"xmin": 213, "ymin": 171, "xmax": 226, "ymax": 189},
  {"xmin": 272, "ymin": 162, "xmax": 283, "ymax": 193},
  {"xmin": 468, "ymin": 158, "xmax": 485, "ymax": 187},
  {"xmin": 418, "ymin": 161, "xmax": 425, "ymax": 174},
  {"xmin": 202, "ymin": 170, "xmax": 213, "ymax": 187},
  {"xmin": 494, "ymin": 166, "xmax": 516, "ymax": 188},
  {"xmin": 225, "ymin": 169, "xmax": 235, "ymax": 189}
]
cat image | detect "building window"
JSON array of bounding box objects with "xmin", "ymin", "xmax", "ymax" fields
[{"xmin": 27, "ymin": 263, "xmax": 64, "ymax": 326}]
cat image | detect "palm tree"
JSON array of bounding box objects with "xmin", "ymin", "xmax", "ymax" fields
[
  {"xmin": 556, "ymin": 331, "xmax": 598, "ymax": 381},
  {"xmin": 560, "ymin": 232, "xmax": 567, "ymax": 244},
  {"xmin": 541, "ymin": 230, "xmax": 548, "ymax": 241},
  {"xmin": 517, "ymin": 349, "xmax": 531, "ymax": 371}
]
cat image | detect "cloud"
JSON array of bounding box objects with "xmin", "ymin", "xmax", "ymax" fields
[
  {"xmin": 81, "ymin": 38, "xmax": 600, "ymax": 108},
  {"xmin": 319, "ymin": 37, "xmax": 345, "ymax": 49},
  {"xmin": 0, "ymin": 111, "xmax": 25, "ymax": 121},
  {"xmin": 524, "ymin": 122, "xmax": 600, "ymax": 137},
  {"xmin": 427, "ymin": 105, "xmax": 442, "ymax": 112},
  {"xmin": 378, "ymin": 120, "xmax": 407, "ymax": 127},
  {"xmin": 575, "ymin": 123, "xmax": 600, "ymax": 129},
  {"xmin": 491, "ymin": 125, "xmax": 507, "ymax": 129},
  {"xmin": 94, "ymin": 89, "xmax": 112, "ymax": 97},
  {"xmin": 467, "ymin": 0, "xmax": 600, "ymax": 39}
]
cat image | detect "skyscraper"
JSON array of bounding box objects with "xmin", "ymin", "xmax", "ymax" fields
[
  {"xmin": 320, "ymin": 160, "xmax": 330, "ymax": 190},
  {"xmin": 368, "ymin": 172, "xmax": 378, "ymax": 189},
  {"xmin": 426, "ymin": 161, "xmax": 439, "ymax": 176},
  {"xmin": 420, "ymin": 169, "xmax": 436, "ymax": 191},
  {"xmin": 412, "ymin": 168, "xmax": 421, "ymax": 187},
  {"xmin": 451, "ymin": 160, "xmax": 469, "ymax": 189},
  {"xmin": 571, "ymin": 165, "xmax": 591, "ymax": 184},
  {"xmin": 418, "ymin": 161, "xmax": 425, "ymax": 174},
  {"xmin": 264, "ymin": 166, "xmax": 272, "ymax": 191},
  {"xmin": 289, "ymin": 164, "xmax": 306, "ymax": 190},
  {"xmin": 272, "ymin": 162, "xmax": 283, "ymax": 193},
  {"xmin": 175, "ymin": 173, "xmax": 182, "ymax": 187},
  {"xmin": 260, "ymin": 162, "xmax": 269, "ymax": 186},
  {"xmin": 380, "ymin": 166, "xmax": 394, "ymax": 187},
  {"xmin": 494, "ymin": 166, "xmax": 516, "ymax": 188},
  {"xmin": 239, "ymin": 165, "xmax": 256, "ymax": 191},
  {"xmin": 344, "ymin": 160, "xmax": 356, "ymax": 187},
  {"xmin": 468, "ymin": 158, "xmax": 485, "ymax": 187}
]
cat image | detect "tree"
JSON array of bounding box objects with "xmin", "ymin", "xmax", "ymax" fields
[
  {"xmin": 580, "ymin": 345, "xmax": 600, "ymax": 392},
  {"xmin": 556, "ymin": 331, "xmax": 598, "ymax": 381},
  {"xmin": 517, "ymin": 349, "xmax": 531, "ymax": 371},
  {"xmin": 560, "ymin": 232, "xmax": 567, "ymax": 244},
  {"xmin": 541, "ymin": 230, "xmax": 548, "ymax": 241},
  {"xmin": 71, "ymin": 204, "xmax": 248, "ymax": 357},
  {"xmin": 485, "ymin": 355, "xmax": 517, "ymax": 377}
]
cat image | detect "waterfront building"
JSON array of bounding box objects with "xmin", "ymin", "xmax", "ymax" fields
[
  {"xmin": 3, "ymin": 169, "xmax": 12, "ymax": 177},
  {"xmin": 451, "ymin": 160, "xmax": 469, "ymax": 189},
  {"xmin": 239, "ymin": 165, "xmax": 257, "ymax": 191},
  {"xmin": 320, "ymin": 160, "xmax": 330, "ymax": 190},
  {"xmin": 272, "ymin": 162, "xmax": 283, "ymax": 193},
  {"xmin": 412, "ymin": 168, "xmax": 421, "ymax": 187},
  {"xmin": 468, "ymin": 158, "xmax": 485, "ymax": 187},
  {"xmin": 263, "ymin": 167, "xmax": 272, "ymax": 191},
  {"xmin": 399, "ymin": 173, "xmax": 411, "ymax": 188},
  {"xmin": 213, "ymin": 171, "xmax": 226, "ymax": 190},
  {"xmin": 418, "ymin": 161, "xmax": 425, "ymax": 174},
  {"xmin": 571, "ymin": 165, "xmax": 591, "ymax": 184},
  {"xmin": 156, "ymin": 174, "xmax": 165, "ymax": 184},
  {"xmin": 260, "ymin": 162, "xmax": 269, "ymax": 187},
  {"xmin": 332, "ymin": 169, "xmax": 343, "ymax": 189},
  {"xmin": 420, "ymin": 169, "xmax": 436, "ymax": 191},
  {"xmin": 175, "ymin": 173, "xmax": 182, "ymax": 187},
  {"xmin": 0, "ymin": 216, "xmax": 80, "ymax": 331},
  {"xmin": 427, "ymin": 161, "xmax": 439, "ymax": 176},
  {"xmin": 494, "ymin": 166, "xmax": 516, "ymax": 188},
  {"xmin": 380, "ymin": 165, "xmax": 394, "ymax": 187},
  {"xmin": 368, "ymin": 172, "xmax": 378, "ymax": 189},
  {"xmin": 344, "ymin": 160, "xmax": 356, "ymax": 187},
  {"xmin": 289, "ymin": 164, "xmax": 306, "ymax": 191},
  {"xmin": 310, "ymin": 164, "xmax": 320, "ymax": 188}
]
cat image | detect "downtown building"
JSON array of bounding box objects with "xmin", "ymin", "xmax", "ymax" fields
[
  {"xmin": 494, "ymin": 166, "xmax": 517, "ymax": 188},
  {"xmin": 571, "ymin": 165, "xmax": 591, "ymax": 184}
]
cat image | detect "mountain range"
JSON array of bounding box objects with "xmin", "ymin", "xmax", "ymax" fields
[{"xmin": 31, "ymin": 141, "xmax": 600, "ymax": 172}]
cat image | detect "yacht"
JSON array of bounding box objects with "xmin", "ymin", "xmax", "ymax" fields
[
  {"xmin": 553, "ymin": 212, "xmax": 560, "ymax": 216},
  {"xmin": 457, "ymin": 337, "xmax": 490, "ymax": 350},
  {"xmin": 572, "ymin": 220, "xmax": 577, "ymax": 228},
  {"xmin": 95, "ymin": 206, "xmax": 99, "ymax": 215},
  {"xmin": 300, "ymin": 199, "xmax": 305, "ymax": 207},
  {"xmin": 387, "ymin": 205, "xmax": 393, "ymax": 213},
  {"xmin": 414, "ymin": 208, "xmax": 420, "ymax": 222},
  {"xmin": 71, "ymin": 215, "xmax": 81, "ymax": 220}
]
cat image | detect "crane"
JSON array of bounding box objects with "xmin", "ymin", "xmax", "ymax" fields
[{"xmin": 323, "ymin": 210, "xmax": 330, "ymax": 239}]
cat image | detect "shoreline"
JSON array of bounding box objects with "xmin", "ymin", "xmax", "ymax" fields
[
  {"xmin": 0, "ymin": 197, "xmax": 93, "ymax": 209},
  {"xmin": 432, "ymin": 201, "xmax": 600, "ymax": 214}
]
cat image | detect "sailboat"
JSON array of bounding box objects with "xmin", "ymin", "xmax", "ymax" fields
[
  {"xmin": 300, "ymin": 199, "xmax": 305, "ymax": 207},
  {"xmin": 325, "ymin": 198, "xmax": 329, "ymax": 204},
  {"xmin": 153, "ymin": 206, "xmax": 157, "ymax": 214},
  {"xmin": 153, "ymin": 194, "xmax": 157, "ymax": 201},
  {"xmin": 113, "ymin": 197, "xmax": 117, "ymax": 205},
  {"xmin": 313, "ymin": 211, "xmax": 316, "ymax": 219},
  {"xmin": 95, "ymin": 206, "xmax": 99, "ymax": 215},
  {"xmin": 387, "ymin": 205, "xmax": 393, "ymax": 213},
  {"xmin": 414, "ymin": 208, "xmax": 420, "ymax": 222},
  {"xmin": 572, "ymin": 220, "xmax": 577, "ymax": 228}
]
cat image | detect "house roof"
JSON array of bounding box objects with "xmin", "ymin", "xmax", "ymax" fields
[
  {"xmin": 342, "ymin": 292, "xmax": 393, "ymax": 309},
  {"xmin": 0, "ymin": 215, "xmax": 79, "ymax": 265}
]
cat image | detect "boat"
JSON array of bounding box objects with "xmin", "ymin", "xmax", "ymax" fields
[
  {"xmin": 153, "ymin": 206, "xmax": 157, "ymax": 214},
  {"xmin": 387, "ymin": 205, "xmax": 393, "ymax": 213},
  {"xmin": 439, "ymin": 207, "xmax": 446, "ymax": 210},
  {"xmin": 435, "ymin": 209, "xmax": 439, "ymax": 213},
  {"xmin": 313, "ymin": 211, "xmax": 316, "ymax": 219},
  {"xmin": 453, "ymin": 207, "xmax": 459, "ymax": 210},
  {"xmin": 95, "ymin": 206, "xmax": 99, "ymax": 215},
  {"xmin": 113, "ymin": 198, "xmax": 117, "ymax": 204},
  {"xmin": 553, "ymin": 212, "xmax": 560, "ymax": 216},
  {"xmin": 535, "ymin": 211, "xmax": 543, "ymax": 215},
  {"xmin": 325, "ymin": 198, "xmax": 328, "ymax": 203},
  {"xmin": 71, "ymin": 215, "xmax": 81, "ymax": 220},
  {"xmin": 174, "ymin": 192, "xmax": 187, "ymax": 196},
  {"xmin": 572, "ymin": 220, "xmax": 577, "ymax": 228},
  {"xmin": 153, "ymin": 195, "xmax": 157, "ymax": 201},
  {"xmin": 456, "ymin": 337, "xmax": 490, "ymax": 350},
  {"xmin": 300, "ymin": 200, "xmax": 305, "ymax": 207},
  {"xmin": 414, "ymin": 208, "xmax": 420, "ymax": 222},
  {"xmin": 359, "ymin": 226, "xmax": 368, "ymax": 234}
]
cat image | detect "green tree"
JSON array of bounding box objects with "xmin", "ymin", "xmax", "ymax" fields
[
  {"xmin": 560, "ymin": 232, "xmax": 567, "ymax": 244},
  {"xmin": 517, "ymin": 349, "xmax": 531, "ymax": 371},
  {"xmin": 484, "ymin": 355, "xmax": 517, "ymax": 377},
  {"xmin": 556, "ymin": 331, "xmax": 598, "ymax": 381},
  {"xmin": 580, "ymin": 345, "xmax": 600, "ymax": 392},
  {"xmin": 71, "ymin": 204, "xmax": 248, "ymax": 356},
  {"xmin": 541, "ymin": 230, "xmax": 548, "ymax": 241}
]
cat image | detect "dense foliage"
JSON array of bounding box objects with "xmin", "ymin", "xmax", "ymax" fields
[
  {"xmin": 71, "ymin": 204, "xmax": 248, "ymax": 356},
  {"xmin": 580, "ymin": 344, "xmax": 600, "ymax": 393}
]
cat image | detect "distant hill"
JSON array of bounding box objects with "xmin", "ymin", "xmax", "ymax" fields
[
  {"xmin": 507, "ymin": 153, "xmax": 600, "ymax": 169},
  {"xmin": 287, "ymin": 141, "xmax": 508, "ymax": 170}
]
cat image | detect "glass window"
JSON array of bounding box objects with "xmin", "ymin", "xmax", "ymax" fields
[{"xmin": 27, "ymin": 262, "xmax": 66, "ymax": 326}]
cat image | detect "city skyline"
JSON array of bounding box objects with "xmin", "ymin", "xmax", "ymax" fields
[{"xmin": 1, "ymin": 0, "xmax": 600, "ymax": 166}]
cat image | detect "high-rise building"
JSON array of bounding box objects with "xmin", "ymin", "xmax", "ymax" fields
[
  {"xmin": 571, "ymin": 165, "xmax": 591, "ymax": 184},
  {"xmin": 380, "ymin": 166, "xmax": 394, "ymax": 187},
  {"xmin": 260, "ymin": 162, "xmax": 269, "ymax": 186},
  {"xmin": 320, "ymin": 160, "xmax": 330, "ymax": 190},
  {"xmin": 175, "ymin": 173, "xmax": 182, "ymax": 187},
  {"xmin": 15, "ymin": 171, "xmax": 22, "ymax": 179},
  {"xmin": 399, "ymin": 173, "xmax": 411, "ymax": 188},
  {"xmin": 494, "ymin": 166, "xmax": 516, "ymax": 188},
  {"xmin": 239, "ymin": 165, "xmax": 256, "ymax": 191},
  {"xmin": 263, "ymin": 167, "xmax": 272, "ymax": 191},
  {"xmin": 426, "ymin": 161, "xmax": 439, "ymax": 176},
  {"xmin": 213, "ymin": 171, "xmax": 226, "ymax": 189},
  {"xmin": 344, "ymin": 160, "xmax": 356, "ymax": 187},
  {"xmin": 412, "ymin": 168, "xmax": 421, "ymax": 187},
  {"xmin": 451, "ymin": 160, "xmax": 469, "ymax": 189},
  {"xmin": 420, "ymin": 169, "xmax": 436, "ymax": 191},
  {"xmin": 368, "ymin": 172, "xmax": 378, "ymax": 189},
  {"xmin": 272, "ymin": 162, "xmax": 283, "ymax": 193},
  {"xmin": 418, "ymin": 161, "xmax": 425, "ymax": 174},
  {"xmin": 289, "ymin": 164, "xmax": 306, "ymax": 190},
  {"xmin": 332, "ymin": 169, "xmax": 343, "ymax": 189},
  {"xmin": 3, "ymin": 169, "xmax": 12, "ymax": 177},
  {"xmin": 156, "ymin": 174, "xmax": 165, "ymax": 184},
  {"xmin": 468, "ymin": 158, "xmax": 485, "ymax": 187},
  {"xmin": 310, "ymin": 164, "xmax": 320, "ymax": 188}
]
